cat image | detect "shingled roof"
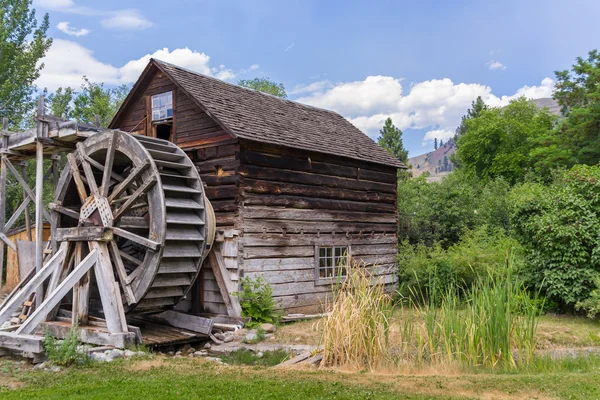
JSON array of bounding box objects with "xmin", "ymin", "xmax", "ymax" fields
[{"xmin": 113, "ymin": 59, "xmax": 405, "ymax": 169}]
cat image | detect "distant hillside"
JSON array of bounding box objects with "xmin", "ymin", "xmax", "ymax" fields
[
  {"xmin": 408, "ymin": 98, "xmax": 561, "ymax": 182},
  {"xmin": 409, "ymin": 139, "xmax": 456, "ymax": 182}
]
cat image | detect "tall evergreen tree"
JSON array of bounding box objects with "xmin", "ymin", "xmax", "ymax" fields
[
  {"xmin": 377, "ymin": 117, "xmax": 409, "ymax": 164},
  {"xmin": 455, "ymin": 96, "xmax": 488, "ymax": 139},
  {"xmin": 0, "ymin": 0, "xmax": 52, "ymax": 128},
  {"xmin": 434, "ymin": 138, "xmax": 438, "ymax": 150}
]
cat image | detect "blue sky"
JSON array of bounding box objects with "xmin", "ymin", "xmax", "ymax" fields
[{"xmin": 33, "ymin": 0, "xmax": 600, "ymax": 157}]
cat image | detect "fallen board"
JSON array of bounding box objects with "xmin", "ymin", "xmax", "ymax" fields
[{"xmin": 128, "ymin": 316, "xmax": 208, "ymax": 347}]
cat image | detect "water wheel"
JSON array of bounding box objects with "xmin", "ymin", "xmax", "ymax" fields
[{"xmin": 53, "ymin": 130, "xmax": 215, "ymax": 314}]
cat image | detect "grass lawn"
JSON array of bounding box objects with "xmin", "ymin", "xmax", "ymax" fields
[{"xmin": 2, "ymin": 356, "xmax": 600, "ymax": 400}]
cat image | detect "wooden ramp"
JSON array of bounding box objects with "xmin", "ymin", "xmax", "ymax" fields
[{"xmin": 128, "ymin": 316, "xmax": 208, "ymax": 348}]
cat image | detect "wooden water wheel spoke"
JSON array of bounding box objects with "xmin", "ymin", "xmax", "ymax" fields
[
  {"xmin": 53, "ymin": 130, "xmax": 214, "ymax": 313},
  {"xmin": 100, "ymin": 135, "xmax": 117, "ymax": 197},
  {"xmin": 66, "ymin": 153, "xmax": 88, "ymax": 202},
  {"xmin": 112, "ymin": 176, "xmax": 156, "ymax": 221},
  {"xmin": 113, "ymin": 227, "xmax": 159, "ymax": 250}
]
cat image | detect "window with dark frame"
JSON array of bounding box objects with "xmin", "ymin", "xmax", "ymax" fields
[{"xmin": 317, "ymin": 246, "xmax": 349, "ymax": 280}]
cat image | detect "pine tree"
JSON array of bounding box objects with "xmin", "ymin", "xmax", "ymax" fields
[
  {"xmin": 443, "ymin": 155, "xmax": 449, "ymax": 171},
  {"xmin": 377, "ymin": 117, "xmax": 409, "ymax": 164},
  {"xmin": 440, "ymin": 139, "xmax": 444, "ymax": 147},
  {"xmin": 455, "ymin": 96, "xmax": 488, "ymax": 139},
  {"xmin": 434, "ymin": 138, "xmax": 438, "ymax": 150}
]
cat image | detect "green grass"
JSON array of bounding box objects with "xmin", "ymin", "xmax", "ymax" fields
[
  {"xmin": 2, "ymin": 356, "xmax": 600, "ymax": 399},
  {"xmin": 218, "ymin": 349, "xmax": 289, "ymax": 367}
]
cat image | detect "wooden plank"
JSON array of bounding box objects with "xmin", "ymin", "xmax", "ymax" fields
[
  {"xmin": 240, "ymin": 178, "xmax": 396, "ymax": 204},
  {"xmin": 242, "ymin": 207, "xmax": 397, "ymax": 224},
  {"xmin": 113, "ymin": 176, "xmax": 156, "ymax": 221},
  {"xmin": 153, "ymin": 310, "xmax": 213, "ymax": 335},
  {"xmin": 66, "ymin": 153, "xmax": 88, "ymax": 202},
  {"xmin": 72, "ymin": 243, "xmax": 90, "ymax": 325},
  {"xmin": 76, "ymin": 142, "xmax": 99, "ymax": 195},
  {"xmin": 107, "ymin": 161, "xmax": 150, "ymax": 202},
  {"xmin": 108, "ymin": 240, "xmax": 136, "ymax": 304},
  {"xmin": 207, "ymin": 250, "xmax": 242, "ymax": 317},
  {"xmin": 0, "ymin": 331, "xmax": 44, "ymax": 353},
  {"xmin": 55, "ymin": 226, "xmax": 108, "ymax": 241},
  {"xmin": 112, "ymin": 227, "xmax": 159, "ymax": 250},
  {"xmin": 240, "ymin": 165, "xmax": 396, "ymax": 194},
  {"xmin": 242, "ymin": 194, "xmax": 396, "ymax": 213},
  {"xmin": 16, "ymin": 248, "xmax": 97, "ymax": 335},
  {"xmin": 242, "ymin": 219, "xmax": 396, "ymax": 235},
  {"xmin": 91, "ymin": 242, "xmax": 128, "ymax": 333},
  {"xmin": 41, "ymin": 322, "xmax": 137, "ymax": 348},
  {"xmin": 0, "ymin": 247, "xmax": 66, "ymax": 325}
]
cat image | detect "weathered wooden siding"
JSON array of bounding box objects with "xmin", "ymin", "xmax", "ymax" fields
[{"xmin": 238, "ymin": 141, "xmax": 398, "ymax": 314}]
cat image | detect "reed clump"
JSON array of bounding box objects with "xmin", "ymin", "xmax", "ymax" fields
[
  {"xmin": 397, "ymin": 257, "xmax": 540, "ymax": 370},
  {"xmin": 320, "ymin": 264, "xmax": 393, "ymax": 370}
]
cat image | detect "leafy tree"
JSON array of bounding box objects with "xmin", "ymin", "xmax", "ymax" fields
[
  {"xmin": 238, "ymin": 77, "xmax": 287, "ymax": 98},
  {"xmin": 455, "ymin": 96, "xmax": 488, "ymax": 139},
  {"xmin": 510, "ymin": 165, "xmax": 600, "ymax": 310},
  {"xmin": 434, "ymin": 138, "xmax": 438, "ymax": 150},
  {"xmin": 0, "ymin": 0, "xmax": 52, "ymax": 128},
  {"xmin": 377, "ymin": 117, "xmax": 408, "ymax": 164},
  {"xmin": 456, "ymin": 97, "xmax": 556, "ymax": 184},
  {"xmin": 47, "ymin": 87, "xmax": 75, "ymax": 118},
  {"xmin": 546, "ymin": 49, "xmax": 600, "ymax": 166},
  {"xmin": 72, "ymin": 78, "xmax": 128, "ymax": 127}
]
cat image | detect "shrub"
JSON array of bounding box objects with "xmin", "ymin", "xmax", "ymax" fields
[
  {"xmin": 398, "ymin": 226, "xmax": 523, "ymax": 302},
  {"xmin": 510, "ymin": 164, "xmax": 600, "ymax": 310},
  {"xmin": 43, "ymin": 325, "xmax": 88, "ymax": 366},
  {"xmin": 235, "ymin": 277, "xmax": 278, "ymax": 328},
  {"xmin": 320, "ymin": 264, "xmax": 392, "ymax": 370}
]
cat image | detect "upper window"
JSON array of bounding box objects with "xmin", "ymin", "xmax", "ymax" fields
[
  {"xmin": 151, "ymin": 91, "xmax": 173, "ymax": 121},
  {"xmin": 316, "ymin": 246, "xmax": 349, "ymax": 282}
]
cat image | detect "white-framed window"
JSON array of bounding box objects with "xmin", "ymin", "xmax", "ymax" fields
[
  {"xmin": 151, "ymin": 91, "xmax": 173, "ymax": 121},
  {"xmin": 315, "ymin": 245, "xmax": 350, "ymax": 284}
]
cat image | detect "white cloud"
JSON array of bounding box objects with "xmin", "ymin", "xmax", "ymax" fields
[
  {"xmin": 56, "ymin": 21, "xmax": 89, "ymax": 37},
  {"xmin": 100, "ymin": 10, "xmax": 152, "ymax": 30},
  {"xmin": 289, "ymin": 80, "xmax": 334, "ymax": 95},
  {"xmin": 295, "ymin": 75, "xmax": 554, "ymax": 145},
  {"xmin": 424, "ymin": 129, "xmax": 455, "ymax": 142},
  {"xmin": 34, "ymin": 0, "xmax": 151, "ymax": 31},
  {"xmin": 37, "ymin": 39, "xmax": 237, "ymax": 90},
  {"xmin": 487, "ymin": 60, "xmax": 507, "ymax": 71},
  {"xmin": 284, "ymin": 42, "xmax": 295, "ymax": 52}
]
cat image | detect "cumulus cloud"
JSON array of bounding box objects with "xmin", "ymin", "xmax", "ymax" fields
[
  {"xmin": 295, "ymin": 75, "xmax": 554, "ymax": 145},
  {"xmin": 37, "ymin": 39, "xmax": 236, "ymax": 90},
  {"xmin": 56, "ymin": 21, "xmax": 89, "ymax": 36},
  {"xmin": 34, "ymin": 0, "xmax": 152, "ymax": 30},
  {"xmin": 487, "ymin": 60, "xmax": 507, "ymax": 71}
]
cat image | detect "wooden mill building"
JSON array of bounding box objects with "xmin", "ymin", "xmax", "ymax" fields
[{"xmin": 109, "ymin": 59, "xmax": 404, "ymax": 315}]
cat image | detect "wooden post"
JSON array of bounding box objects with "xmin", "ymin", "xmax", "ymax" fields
[
  {"xmin": 20, "ymin": 162, "xmax": 32, "ymax": 241},
  {"xmin": 35, "ymin": 96, "xmax": 45, "ymax": 307},
  {"xmin": 50, "ymin": 155, "xmax": 59, "ymax": 253},
  {"xmin": 0, "ymin": 118, "xmax": 7, "ymax": 289}
]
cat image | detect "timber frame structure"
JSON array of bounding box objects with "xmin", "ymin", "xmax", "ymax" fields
[{"xmin": 0, "ymin": 97, "xmax": 216, "ymax": 355}]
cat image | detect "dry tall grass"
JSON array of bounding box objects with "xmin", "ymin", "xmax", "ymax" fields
[{"xmin": 320, "ymin": 264, "xmax": 393, "ymax": 370}]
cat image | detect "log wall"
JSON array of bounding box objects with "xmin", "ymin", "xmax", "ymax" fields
[{"xmin": 238, "ymin": 141, "xmax": 398, "ymax": 314}]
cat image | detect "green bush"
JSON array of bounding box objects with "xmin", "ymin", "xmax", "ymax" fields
[
  {"xmin": 43, "ymin": 325, "xmax": 88, "ymax": 366},
  {"xmin": 398, "ymin": 226, "xmax": 523, "ymax": 302},
  {"xmin": 510, "ymin": 164, "xmax": 600, "ymax": 311},
  {"xmin": 235, "ymin": 277, "xmax": 278, "ymax": 328}
]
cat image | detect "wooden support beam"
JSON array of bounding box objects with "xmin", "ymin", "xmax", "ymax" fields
[
  {"xmin": 3, "ymin": 157, "xmax": 52, "ymax": 223},
  {"xmin": 71, "ymin": 243, "xmax": 90, "ymax": 325},
  {"xmin": 49, "ymin": 202, "xmax": 80, "ymax": 220},
  {"xmin": 0, "ymin": 247, "xmax": 66, "ymax": 325},
  {"xmin": 55, "ymin": 226, "xmax": 111, "ymax": 242},
  {"xmin": 35, "ymin": 96, "xmax": 45, "ymax": 308},
  {"xmin": 66, "ymin": 153, "xmax": 88, "ymax": 202},
  {"xmin": 41, "ymin": 322, "xmax": 136, "ymax": 348},
  {"xmin": 16, "ymin": 248, "xmax": 98, "ymax": 335},
  {"xmin": 0, "ymin": 119, "xmax": 7, "ymax": 289},
  {"xmin": 21, "ymin": 162, "xmax": 32, "ymax": 241},
  {"xmin": 76, "ymin": 143, "xmax": 99, "ymax": 195},
  {"xmin": 208, "ymin": 249, "xmax": 242, "ymax": 317},
  {"xmin": 90, "ymin": 242, "xmax": 128, "ymax": 333},
  {"xmin": 108, "ymin": 241, "xmax": 135, "ymax": 305},
  {"xmin": 5, "ymin": 196, "xmax": 31, "ymax": 232},
  {"xmin": 100, "ymin": 134, "xmax": 116, "ymax": 197},
  {"xmin": 0, "ymin": 331, "xmax": 44, "ymax": 353}
]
